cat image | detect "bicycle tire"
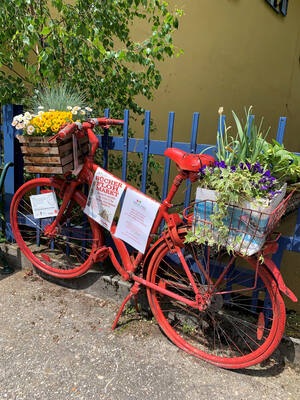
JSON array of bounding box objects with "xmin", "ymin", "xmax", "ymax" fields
[
  {"xmin": 11, "ymin": 177, "xmax": 102, "ymax": 278},
  {"xmin": 146, "ymin": 230, "xmax": 285, "ymax": 369}
]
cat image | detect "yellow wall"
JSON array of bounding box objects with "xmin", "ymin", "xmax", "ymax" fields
[{"xmin": 139, "ymin": 0, "xmax": 300, "ymax": 152}]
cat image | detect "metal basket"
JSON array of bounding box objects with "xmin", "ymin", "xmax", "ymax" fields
[{"xmin": 183, "ymin": 190, "xmax": 294, "ymax": 256}]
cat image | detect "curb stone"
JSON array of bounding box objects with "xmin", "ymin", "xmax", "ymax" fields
[{"xmin": 1, "ymin": 242, "xmax": 299, "ymax": 367}]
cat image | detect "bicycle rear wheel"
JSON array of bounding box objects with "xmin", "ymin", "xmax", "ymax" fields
[
  {"xmin": 11, "ymin": 178, "xmax": 102, "ymax": 278},
  {"xmin": 146, "ymin": 232, "xmax": 285, "ymax": 369}
]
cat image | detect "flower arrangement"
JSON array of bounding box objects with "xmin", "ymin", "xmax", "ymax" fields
[
  {"xmin": 11, "ymin": 84, "xmax": 93, "ymax": 136},
  {"xmin": 199, "ymin": 161, "xmax": 282, "ymax": 204},
  {"xmin": 12, "ymin": 106, "xmax": 92, "ymax": 136},
  {"xmin": 185, "ymin": 106, "xmax": 296, "ymax": 255}
]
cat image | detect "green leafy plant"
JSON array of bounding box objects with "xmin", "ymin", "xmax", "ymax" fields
[
  {"xmin": 0, "ymin": 1, "xmax": 182, "ymax": 195},
  {"xmin": 216, "ymin": 106, "xmax": 269, "ymax": 166},
  {"xmin": 258, "ymin": 140, "xmax": 300, "ymax": 184},
  {"xmin": 0, "ymin": 0, "xmax": 182, "ymax": 117}
]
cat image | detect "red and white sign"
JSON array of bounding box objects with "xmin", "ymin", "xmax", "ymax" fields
[{"xmin": 84, "ymin": 167, "xmax": 126, "ymax": 230}]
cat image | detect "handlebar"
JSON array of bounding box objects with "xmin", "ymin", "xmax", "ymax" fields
[{"xmin": 48, "ymin": 117, "xmax": 124, "ymax": 142}]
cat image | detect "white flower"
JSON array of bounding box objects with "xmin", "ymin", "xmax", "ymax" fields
[
  {"xmin": 11, "ymin": 120, "xmax": 17, "ymax": 127},
  {"xmin": 16, "ymin": 123, "xmax": 24, "ymax": 130},
  {"xmin": 218, "ymin": 107, "xmax": 224, "ymax": 115},
  {"xmin": 14, "ymin": 115, "xmax": 23, "ymax": 123},
  {"xmin": 72, "ymin": 106, "xmax": 81, "ymax": 112},
  {"xmin": 38, "ymin": 106, "xmax": 44, "ymax": 109},
  {"xmin": 27, "ymin": 125, "xmax": 35, "ymax": 135},
  {"xmin": 72, "ymin": 110, "xmax": 78, "ymax": 115},
  {"xmin": 85, "ymin": 107, "xmax": 93, "ymax": 112},
  {"xmin": 24, "ymin": 112, "xmax": 31, "ymax": 118},
  {"xmin": 38, "ymin": 111, "xmax": 44, "ymax": 117},
  {"xmin": 80, "ymin": 110, "xmax": 86, "ymax": 115},
  {"xmin": 67, "ymin": 106, "xmax": 72, "ymax": 110},
  {"xmin": 49, "ymin": 109, "xmax": 55, "ymax": 112}
]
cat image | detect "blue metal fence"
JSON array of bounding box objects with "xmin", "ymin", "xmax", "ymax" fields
[{"xmin": 1, "ymin": 104, "xmax": 300, "ymax": 271}]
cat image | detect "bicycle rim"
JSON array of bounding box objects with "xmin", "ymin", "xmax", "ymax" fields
[
  {"xmin": 146, "ymin": 237, "xmax": 285, "ymax": 369},
  {"xmin": 11, "ymin": 178, "xmax": 101, "ymax": 278}
]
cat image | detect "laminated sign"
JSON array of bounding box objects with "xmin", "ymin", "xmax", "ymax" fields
[
  {"xmin": 114, "ymin": 188, "xmax": 160, "ymax": 254},
  {"xmin": 30, "ymin": 192, "xmax": 59, "ymax": 219},
  {"xmin": 84, "ymin": 167, "xmax": 126, "ymax": 230}
]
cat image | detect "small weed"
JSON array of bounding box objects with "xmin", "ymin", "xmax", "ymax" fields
[{"xmin": 182, "ymin": 323, "xmax": 196, "ymax": 335}]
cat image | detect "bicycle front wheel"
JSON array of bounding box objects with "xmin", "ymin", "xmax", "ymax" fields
[
  {"xmin": 146, "ymin": 233, "xmax": 285, "ymax": 369},
  {"xmin": 11, "ymin": 178, "xmax": 102, "ymax": 278}
]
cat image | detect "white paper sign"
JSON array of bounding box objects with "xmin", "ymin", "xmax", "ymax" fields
[
  {"xmin": 114, "ymin": 188, "xmax": 160, "ymax": 254},
  {"xmin": 84, "ymin": 167, "xmax": 126, "ymax": 230},
  {"xmin": 30, "ymin": 192, "xmax": 59, "ymax": 219}
]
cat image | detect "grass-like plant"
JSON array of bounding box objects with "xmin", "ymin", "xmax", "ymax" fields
[
  {"xmin": 216, "ymin": 106, "xmax": 269, "ymax": 166},
  {"xmin": 30, "ymin": 83, "xmax": 88, "ymax": 113}
]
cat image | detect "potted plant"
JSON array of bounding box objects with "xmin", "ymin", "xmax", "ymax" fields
[
  {"xmin": 185, "ymin": 106, "xmax": 297, "ymax": 256},
  {"xmin": 12, "ymin": 84, "xmax": 93, "ymax": 174}
]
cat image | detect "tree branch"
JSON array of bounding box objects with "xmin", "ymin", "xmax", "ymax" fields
[{"xmin": 2, "ymin": 63, "xmax": 32, "ymax": 85}]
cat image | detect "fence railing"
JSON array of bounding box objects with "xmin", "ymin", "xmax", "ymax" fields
[{"xmin": 1, "ymin": 104, "xmax": 300, "ymax": 271}]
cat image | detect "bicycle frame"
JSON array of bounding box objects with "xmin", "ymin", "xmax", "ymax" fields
[{"xmin": 43, "ymin": 123, "xmax": 211, "ymax": 312}]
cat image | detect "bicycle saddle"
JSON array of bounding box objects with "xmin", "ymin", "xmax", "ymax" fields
[{"xmin": 164, "ymin": 148, "xmax": 214, "ymax": 172}]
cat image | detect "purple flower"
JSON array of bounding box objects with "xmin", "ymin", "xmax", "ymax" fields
[
  {"xmin": 230, "ymin": 166, "xmax": 236, "ymax": 172},
  {"xmin": 252, "ymin": 163, "xmax": 263, "ymax": 174},
  {"xmin": 199, "ymin": 165, "xmax": 207, "ymax": 175},
  {"xmin": 260, "ymin": 185, "xmax": 268, "ymax": 190},
  {"xmin": 216, "ymin": 161, "xmax": 227, "ymax": 169},
  {"xmin": 246, "ymin": 163, "xmax": 251, "ymax": 171},
  {"xmin": 263, "ymin": 170, "xmax": 271, "ymax": 177}
]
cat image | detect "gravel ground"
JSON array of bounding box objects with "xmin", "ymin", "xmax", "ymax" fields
[{"xmin": 0, "ymin": 270, "xmax": 299, "ymax": 400}]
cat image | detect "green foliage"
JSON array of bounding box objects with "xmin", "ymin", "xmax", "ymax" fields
[
  {"xmin": 216, "ymin": 106, "xmax": 269, "ymax": 167},
  {"xmin": 0, "ymin": 0, "xmax": 181, "ymax": 195},
  {"xmin": 0, "ymin": 0, "xmax": 182, "ymax": 117},
  {"xmin": 259, "ymin": 140, "xmax": 300, "ymax": 183}
]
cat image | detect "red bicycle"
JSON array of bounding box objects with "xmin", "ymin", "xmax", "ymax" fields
[{"xmin": 10, "ymin": 117, "xmax": 297, "ymax": 369}]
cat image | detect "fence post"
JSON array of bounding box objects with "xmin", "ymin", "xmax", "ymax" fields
[
  {"xmin": 141, "ymin": 111, "xmax": 151, "ymax": 194},
  {"xmin": 103, "ymin": 108, "xmax": 110, "ymax": 170},
  {"xmin": 3, "ymin": 104, "xmax": 23, "ymax": 240}
]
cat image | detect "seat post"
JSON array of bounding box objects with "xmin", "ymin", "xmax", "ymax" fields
[{"xmin": 164, "ymin": 171, "xmax": 188, "ymax": 205}]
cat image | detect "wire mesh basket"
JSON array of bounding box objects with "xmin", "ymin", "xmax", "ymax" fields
[{"xmin": 183, "ymin": 189, "xmax": 294, "ymax": 256}]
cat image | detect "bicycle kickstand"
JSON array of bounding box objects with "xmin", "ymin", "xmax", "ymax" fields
[{"xmin": 111, "ymin": 282, "xmax": 140, "ymax": 331}]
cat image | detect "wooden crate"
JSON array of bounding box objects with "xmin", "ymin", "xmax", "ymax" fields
[{"xmin": 17, "ymin": 135, "xmax": 89, "ymax": 174}]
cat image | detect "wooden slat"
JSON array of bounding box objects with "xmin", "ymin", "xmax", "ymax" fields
[
  {"xmin": 78, "ymin": 137, "xmax": 89, "ymax": 145},
  {"xmin": 58, "ymin": 141, "xmax": 73, "ymax": 154},
  {"xmin": 17, "ymin": 135, "xmax": 56, "ymax": 144},
  {"xmin": 25, "ymin": 165, "xmax": 64, "ymax": 174},
  {"xmin": 24, "ymin": 161, "xmax": 73, "ymax": 174},
  {"xmin": 78, "ymin": 143, "xmax": 89, "ymax": 155},
  {"xmin": 24, "ymin": 155, "xmax": 62, "ymax": 165},
  {"xmin": 60, "ymin": 153, "xmax": 74, "ymax": 166},
  {"xmin": 17, "ymin": 134, "xmax": 72, "ymax": 145},
  {"xmin": 24, "ymin": 152, "xmax": 74, "ymax": 166},
  {"xmin": 21, "ymin": 146, "xmax": 60, "ymax": 155}
]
